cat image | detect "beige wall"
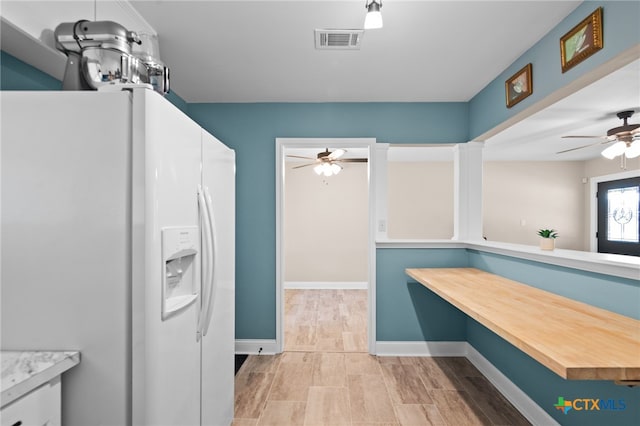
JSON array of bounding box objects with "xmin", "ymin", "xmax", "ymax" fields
[
  {"xmin": 483, "ymin": 161, "xmax": 586, "ymax": 250},
  {"xmin": 583, "ymin": 156, "xmax": 640, "ymax": 177},
  {"xmin": 483, "ymin": 158, "xmax": 640, "ymax": 251},
  {"xmin": 284, "ymin": 156, "xmax": 639, "ymax": 276},
  {"xmin": 284, "ymin": 162, "xmax": 368, "ymax": 282},
  {"xmin": 387, "ymin": 162, "xmax": 454, "ymax": 239}
]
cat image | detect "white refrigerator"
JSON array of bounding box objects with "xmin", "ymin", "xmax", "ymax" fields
[{"xmin": 1, "ymin": 88, "xmax": 235, "ymax": 426}]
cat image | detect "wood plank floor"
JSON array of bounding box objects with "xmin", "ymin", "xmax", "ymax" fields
[
  {"xmin": 284, "ymin": 290, "xmax": 368, "ymax": 352},
  {"xmin": 233, "ymin": 289, "xmax": 530, "ymax": 425}
]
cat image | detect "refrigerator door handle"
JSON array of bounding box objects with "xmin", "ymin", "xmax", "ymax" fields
[
  {"xmin": 197, "ymin": 185, "xmax": 213, "ymax": 341},
  {"xmin": 201, "ymin": 185, "xmax": 218, "ymax": 336}
]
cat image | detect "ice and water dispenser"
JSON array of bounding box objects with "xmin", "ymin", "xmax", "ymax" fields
[{"xmin": 161, "ymin": 227, "xmax": 199, "ymax": 320}]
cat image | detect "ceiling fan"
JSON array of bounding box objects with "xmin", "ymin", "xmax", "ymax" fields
[
  {"xmin": 557, "ymin": 110, "xmax": 640, "ymax": 159},
  {"xmin": 287, "ymin": 148, "xmax": 368, "ymax": 176}
]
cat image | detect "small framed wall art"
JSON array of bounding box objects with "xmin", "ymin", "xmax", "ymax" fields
[
  {"xmin": 505, "ymin": 63, "xmax": 532, "ymax": 108},
  {"xmin": 560, "ymin": 7, "xmax": 603, "ymax": 73}
]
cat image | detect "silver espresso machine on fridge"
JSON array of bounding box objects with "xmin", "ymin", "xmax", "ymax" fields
[{"xmin": 54, "ymin": 20, "xmax": 170, "ymax": 95}]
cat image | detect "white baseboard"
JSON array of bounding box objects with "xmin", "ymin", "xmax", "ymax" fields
[
  {"xmin": 375, "ymin": 341, "xmax": 468, "ymax": 357},
  {"xmin": 465, "ymin": 344, "xmax": 559, "ymax": 426},
  {"xmin": 235, "ymin": 339, "xmax": 279, "ymax": 355},
  {"xmin": 284, "ymin": 281, "xmax": 368, "ymax": 290},
  {"xmin": 374, "ymin": 341, "xmax": 555, "ymax": 426}
]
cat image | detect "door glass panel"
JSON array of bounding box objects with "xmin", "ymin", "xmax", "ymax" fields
[{"xmin": 607, "ymin": 186, "xmax": 639, "ymax": 243}]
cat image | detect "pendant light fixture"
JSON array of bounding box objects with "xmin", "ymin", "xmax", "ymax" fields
[{"xmin": 364, "ymin": 0, "xmax": 383, "ymax": 30}]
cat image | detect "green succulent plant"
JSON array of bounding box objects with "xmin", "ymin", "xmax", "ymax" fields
[{"xmin": 537, "ymin": 229, "xmax": 558, "ymax": 239}]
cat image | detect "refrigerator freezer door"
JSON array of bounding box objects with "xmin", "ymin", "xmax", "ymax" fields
[
  {"xmin": 200, "ymin": 130, "xmax": 236, "ymax": 425},
  {"xmin": 132, "ymin": 89, "xmax": 202, "ymax": 426},
  {"xmin": 1, "ymin": 91, "xmax": 132, "ymax": 426}
]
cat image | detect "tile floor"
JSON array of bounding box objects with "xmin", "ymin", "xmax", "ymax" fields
[{"xmin": 233, "ymin": 289, "xmax": 530, "ymax": 425}]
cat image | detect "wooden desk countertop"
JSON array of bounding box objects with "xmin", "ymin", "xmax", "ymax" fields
[{"xmin": 406, "ymin": 267, "xmax": 640, "ymax": 382}]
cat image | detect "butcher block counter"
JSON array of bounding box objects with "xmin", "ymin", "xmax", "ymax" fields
[
  {"xmin": 406, "ymin": 267, "xmax": 640, "ymax": 383},
  {"xmin": 1, "ymin": 351, "xmax": 80, "ymax": 425}
]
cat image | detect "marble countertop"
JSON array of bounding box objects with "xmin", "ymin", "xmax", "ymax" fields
[{"xmin": 1, "ymin": 350, "xmax": 80, "ymax": 407}]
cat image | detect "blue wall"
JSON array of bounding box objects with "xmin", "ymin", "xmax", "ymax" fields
[
  {"xmin": 469, "ymin": 1, "xmax": 640, "ymax": 139},
  {"xmin": 463, "ymin": 251, "xmax": 640, "ymax": 426},
  {"xmin": 0, "ymin": 51, "xmax": 189, "ymax": 113},
  {"xmin": 3, "ymin": 1, "xmax": 637, "ymax": 341},
  {"xmin": 376, "ymin": 248, "xmax": 468, "ymax": 341},
  {"xmin": 468, "ymin": 318, "xmax": 639, "ymax": 426},
  {"xmin": 183, "ymin": 0, "xmax": 640, "ymax": 340},
  {"xmin": 1, "ymin": 51, "xmax": 62, "ymax": 90},
  {"xmin": 3, "ymin": 3, "xmax": 639, "ymax": 423},
  {"xmin": 375, "ymin": 247, "xmax": 640, "ymax": 425},
  {"xmin": 468, "ymin": 250, "xmax": 640, "ymax": 319},
  {"xmin": 187, "ymin": 103, "xmax": 469, "ymax": 339}
]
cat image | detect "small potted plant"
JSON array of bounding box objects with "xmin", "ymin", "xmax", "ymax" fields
[{"xmin": 537, "ymin": 229, "xmax": 558, "ymax": 251}]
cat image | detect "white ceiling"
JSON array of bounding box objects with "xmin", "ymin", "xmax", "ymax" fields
[
  {"xmin": 129, "ymin": 1, "xmax": 639, "ymax": 162},
  {"xmin": 130, "ymin": 0, "xmax": 581, "ymax": 103}
]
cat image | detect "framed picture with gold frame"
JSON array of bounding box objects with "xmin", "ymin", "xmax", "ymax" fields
[
  {"xmin": 560, "ymin": 7, "xmax": 603, "ymax": 73},
  {"xmin": 505, "ymin": 63, "xmax": 532, "ymax": 108}
]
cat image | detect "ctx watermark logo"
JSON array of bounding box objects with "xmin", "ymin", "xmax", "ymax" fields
[{"xmin": 554, "ymin": 397, "xmax": 626, "ymax": 414}]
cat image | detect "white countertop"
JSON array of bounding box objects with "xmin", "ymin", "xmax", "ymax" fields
[{"xmin": 1, "ymin": 350, "xmax": 80, "ymax": 407}]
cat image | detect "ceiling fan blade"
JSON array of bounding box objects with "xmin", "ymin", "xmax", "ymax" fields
[
  {"xmin": 556, "ymin": 140, "xmax": 611, "ymax": 154},
  {"xmin": 286, "ymin": 155, "xmax": 316, "ymax": 160},
  {"xmin": 561, "ymin": 135, "xmax": 607, "ymax": 139},
  {"xmin": 292, "ymin": 163, "xmax": 317, "ymax": 169},
  {"xmin": 328, "ymin": 149, "xmax": 346, "ymax": 160},
  {"xmin": 336, "ymin": 158, "xmax": 368, "ymax": 163}
]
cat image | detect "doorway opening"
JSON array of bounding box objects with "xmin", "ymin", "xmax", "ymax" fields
[{"xmin": 276, "ymin": 138, "xmax": 376, "ymax": 354}]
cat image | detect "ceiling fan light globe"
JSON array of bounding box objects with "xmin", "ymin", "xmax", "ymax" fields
[
  {"xmin": 601, "ymin": 141, "xmax": 626, "ymax": 159},
  {"xmin": 331, "ymin": 163, "xmax": 341, "ymax": 174},
  {"xmin": 314, "ymin": 164, "xmax": 323, "ymax": 175},
  {"xmin": 625, "ymin": 140, "xmax": 640, "ymax": 159}
]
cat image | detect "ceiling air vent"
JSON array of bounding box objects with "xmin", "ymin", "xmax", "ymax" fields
[{"xmin": 315, "ymin": 29, "xmax": 364, "ymax": 50}]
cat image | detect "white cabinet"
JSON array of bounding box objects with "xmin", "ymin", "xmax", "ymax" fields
[
  {"xmin": 1, "ymin": 377, "xmax": 61, "ymax": 426},
  {"xmin": 1, "ymin": 351, "xmax": 79, "ymax": 426}
]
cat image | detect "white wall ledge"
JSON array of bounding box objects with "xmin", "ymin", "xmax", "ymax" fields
[
  {"xmin": 376, "ymin": 239, "xmax": 640, "ymax": 281},
  {"xmin": 376, "ymin": 239, "xmax": 468, "ymax": 249}
]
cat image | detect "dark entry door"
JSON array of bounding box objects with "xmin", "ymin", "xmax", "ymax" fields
[{"xmin": 597, "ymin": 177, "xmax": 640, "ymax": 256}]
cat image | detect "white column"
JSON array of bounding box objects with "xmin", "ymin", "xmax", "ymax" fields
[
  {"xmin": 374, "ymin": 143, "xmax": 390, "ymax": 241},
  {"xmin": 453, "ymin": 142, "xmax": 484, "ymax": 241}
]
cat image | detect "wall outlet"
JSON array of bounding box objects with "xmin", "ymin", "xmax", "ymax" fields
[{"xmin": 378, "ymin": 220, "xmax": 386, "ymax": 232}]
